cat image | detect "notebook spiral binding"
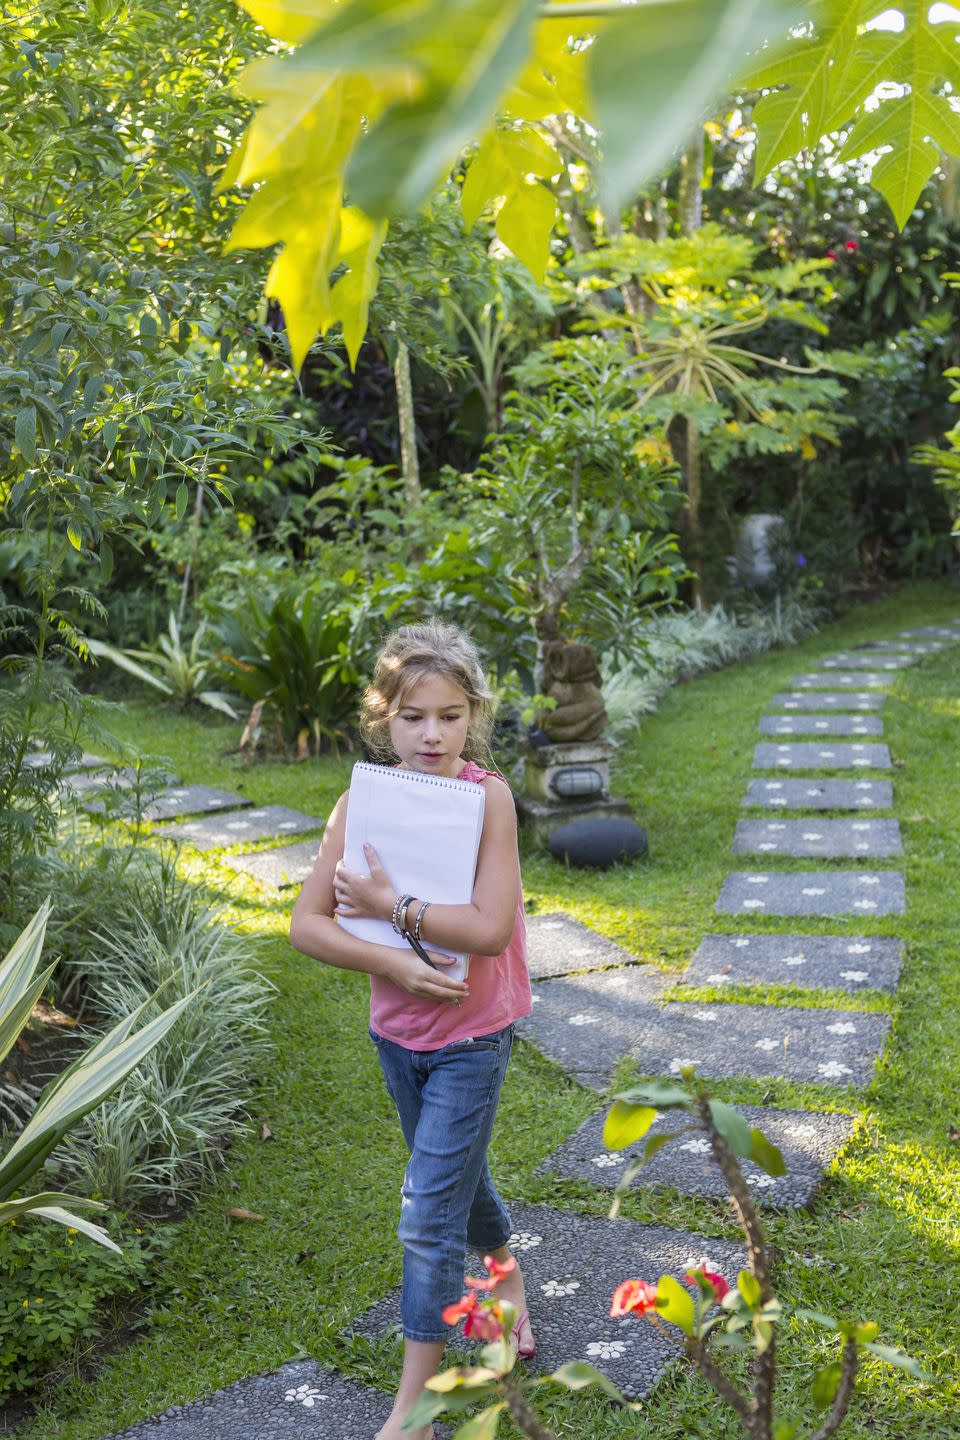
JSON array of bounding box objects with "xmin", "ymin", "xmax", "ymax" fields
[{"xmin": 353, "ymin": 762, "xmax": 479, "ymax": 793}]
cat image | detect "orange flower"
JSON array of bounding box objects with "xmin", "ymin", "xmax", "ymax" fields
[
  {"xmin": 610, "ymin": 1279, "xmax": 659, "ymax": 1318},
  {"xmin": 465, "ymin": 1255, "xmax": 516, "ymax": 1291},
  {"xmin": 442, "ymin": 1292, "xmax": 479, "ymax": 1326},
  {"xmin": 464, "ymin": 1305, "xmax": 505, "ymax": 1342}
]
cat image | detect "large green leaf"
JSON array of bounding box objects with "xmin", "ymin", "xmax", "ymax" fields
[
  {"xmin": 0, "ymin": 1195, "xmax": 120, "ymax": 1254},
  {"xmin": 603, "ymin": 1100, "xmax": 658, "ymax": 1150},
  {"xmin": 549, "ymin": 1361, "xmax": 626, "ymax": 1400},
  {"xmin": 589, "ymin": 0, "xmax": 799, "ymax": 213},
  {"xmin": 453, "ymin": 1402, "xmax": 506, "ymax": 1439},
  {"xmin": 656, "ymin": 1274, "xmax": 695, "ymax": 1335},
  {"xmin": 346, "ymin": 0, "xmax": 542, "ymax": 218}
]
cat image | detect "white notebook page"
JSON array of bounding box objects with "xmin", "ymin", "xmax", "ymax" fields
[{"xmin": 339, "ymin": 762, "xmax": 486, "ymax": 983}]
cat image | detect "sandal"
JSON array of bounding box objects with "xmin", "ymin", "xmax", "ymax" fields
[{"xmin": 510, "ymin": 1307, "xmax": 537, "ymax": 1360}]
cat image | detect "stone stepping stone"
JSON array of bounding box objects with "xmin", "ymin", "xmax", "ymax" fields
[
  {"xmin": 684, "ymin": 933, "xmax": 903, "ymax": 993},
  {"xmin": 520, "ymin": 966, "xmax": 672, "ymax": 1087},
  {"xmin": 516, "ymin": 971, "xmax": 889, "ymax": 1089},
  {"xmin": 898, "ymin": 624, "xmax": 960, "ymax": 639},
  {"xmin": 733, "ymin": 818, "xmax": 902, "ymax": 858},
  {"xmin": 863, "ymin": 640, "xmax": 946, "ymax": 654},
  {"xmin": 25, "ymin": 750, "xmax": 106, "ymax": 771},
  {"xmin": 789, "ymin": 672, "xmax": 894, "ymax": 689},
  {"xmin": 353, "ymin": 1201, "xmax": 744, "ymax": 1401},
  {"xmin": 540, "ymin": 1105, "xmax": 856, "ymax": 1210},
  {"xmin": 819, "ymin": 653, "xmax": 914, "ymax": 670},
  {"xmin": 222, "ymin": 837, "xmax": 320, "ymax": 888},
  {"xmin": 771, "ymin": 691, "xmax": 886, "ymax": 711},
  {"xmin": 145, "ymin": 785, "xmax": 252, "ymax": 822},
  {"xmin": 526, "ymin": 913, "xmax": 643, "ymax": 980},
  {"xmin": 759, "ymin": 714, "xmax": 883, "ymax": 737},
  {"xmin": 716, "ymin": 870, "xmax": 905, "ymax": 917},
  {"xmin": 752, "ymin": 742, "xmax": 891, "ymax": 771},
  {"xmin": 167, "ymin": 805, "xmax": 325, "ymax": 851},
  {"xmin": 742, "ymin": 779, "xmax": 893, "ymax": 810},
  {"xmin": 60, "ymin": 766, "xmax": 141, "ymax": 795},
  {"xmin": 99, "ymin": 1360, "xmax": 452, "ymax": 1439}
]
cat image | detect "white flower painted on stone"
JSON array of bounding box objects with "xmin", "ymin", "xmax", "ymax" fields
[
  {"xmin": 768, "ymin": 824, "xmax": 786, "ymax": 832},
  {"xmin": 818, "ymin": 751, "xmax": 836, "ymax": 759},
  {"xmin": 856, "ymin": 843, "xmax": 870, "ymax": 851},
  {"xmin": 802, "ymin": 888, "xmax": 826, "ymax": 896},
  {"xmin": 592, "ymin": 1152, "xmax": 624, "ymax": 1168},
  {"xmin": 841, "ymin": 970, "xmax": 869, "ymax": 982},
  {"xmin": 852, "ymin": 759, "xmax": 871, "ymax": 767},
  {"xmin": 747, "ymin": 1174, "xmax": 778, "ymax": 1188},
  {"xmin": 770, "ymin": 798, "xmax": 788, "ymax": 806},
  {"xmin": 692, "ymin": 1009, "xmax": 720, "ymax": 1022},
  {"xmin": 851, "ymin": 824, "xmax": 871, "ymax": 832},
  {"xmin": 758, "ymin": 843, "xmax": 779, "ymax": 851},
  {"xmin": 742, "ymin": 900, "xmax": 766, "ymax": 909},
  {"xmin": 815, "ymin": 721, "xmax": 828, "ymax": 729},
  {"xmin": 858, "ymin": 875, "xmax": 881, "ymax": 884},
  {"xmin": 764, "ymin": 782, "xmax": 784, "ymax": 790},
  {"xmin": 805, "ymin": 789, "xmax": 823, "ymax": 797},
  {"xmin": 670, "ymin": 1057, "xmax": 698, "ymax": 1073},
  {"xmin": 531, "ymin": 994, "xmax": 542, "ymax": 1004},
  {"xmin": 847, "ymin": 943, "xmax": 872, "ymax": 953},
  {"xmin": 777, "ymin": 745, "xmax": 791, "ymax": 752},
  {"xmin": 854, "ymin": 900, "xmax": 878, "ymax": 910},
  {"xmin": 568, "ymin": 1013, "xmax": 600, "ymax": 1026},
  {"xmin": 818, "ymin": 1061, "xmax": 853, "ymax": 1078},
  {"xmin": 679, "ymin": 1138, "xmax": 711, "ymax": 1155},
  {"xmin": 746, "ymin": 875, "xmax": 770, "ymax": 884},
  {"xmin": 755, "ymin": 1038, "xmax": 780, "ymax": 1051},
  {"xmin": 857, "ymin": 799, "xmax": 875, "ymax": 807},
  {"xmin": 586, "ymin": 1340, "xmax": 627, "ymax": 1360},
  {"xmin": 855, "ymin": 782, "xmax": 873, "ymax": 789},
  {"xmin": 285, "ymin": 1384, "xmax": 329, "ymax": 1407},
  {"xmin": 541, "ymin": 1279, "xmax": 581, "ymax": 1297},
  {"xmin": 707, "ymin": 973, "xmax": 731, "ymax": 984},
  {"xmin": 802, "ymin": 833, "xmax": 823, "ymax": 841},
  {"xmin": 784, "ymin": 702, "xmax": 799, "ymax": 709},
  {"xmin": 781, "ymin": 955, "xmax": 807, "ymax": 966},
  {"xmin": 826, "ymin": 1021, "xmax": 857, "ymax": 1035},
  {"xmin": 508, "ymin": 1232, "xmax": 543, "ymax": 1251},
  {"xmin": 777, "ymin": 758, "xmax": 793, "ymax": 766},
  {"xmin": 733, "ymin": 938, "xmax": 751, "ymax": 948}
]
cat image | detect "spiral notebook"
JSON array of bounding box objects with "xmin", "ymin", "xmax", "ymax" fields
[{"xmin": 339, "ymin": 762, "xmax": 486, "ymax": 983}]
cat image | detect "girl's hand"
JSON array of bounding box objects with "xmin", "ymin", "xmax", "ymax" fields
[
  {"xmin": 334, "ymin": 844, "xmax": 396, "ymax": 922},
  {"xmin": 386, "ymin": 946, "xmax": 469, "ymax": 1004}
]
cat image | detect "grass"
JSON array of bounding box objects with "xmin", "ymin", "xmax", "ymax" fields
[{"xmin": 10, "ymin": 578, "xmax": 960, "ymax": 1440}]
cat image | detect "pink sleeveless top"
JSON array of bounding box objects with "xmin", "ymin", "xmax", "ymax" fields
[{"xmin": 368, "ymin": 761, "xmax": 532, "ymax": 1050}]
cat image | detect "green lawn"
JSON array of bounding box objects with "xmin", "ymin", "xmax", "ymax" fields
[{"xmin": 14, "ymin": 579, "xmax": 960, "ymax": 1440}]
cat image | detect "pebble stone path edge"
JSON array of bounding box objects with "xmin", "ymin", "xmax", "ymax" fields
[{"xmin": 94, "ymin": 618, "xmax": 959, "ymax": 1437}]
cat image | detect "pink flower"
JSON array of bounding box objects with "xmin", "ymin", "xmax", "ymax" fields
[
  {"xmin": 825, "ymin": 250, "xmax": 837, "ymax": 261},
  {"xmin": 611, "ymin": 1279, "xmax": 659, "ymax": 1318},
  {"xmin": 464, "ymin": 1305, "xmax": 505, "ymax": 1342},
  {"xmin": 684, "ymin": 1268, "xmax": 731, "ymax": 1302},
  {"xmin": 466, "ymin": 1255, "xmax": 516, "ymax": 1291},
  {"xmin": 845, "ymin": 240, "xmax": 859, "ymax": 252},
  {"xmin": 442, "ymin": 1292, "xmax": 478, "ymax": 1326}
]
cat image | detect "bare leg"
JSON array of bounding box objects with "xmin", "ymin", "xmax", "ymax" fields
[
  {"xmin": 375, "ymin": 1338, "xmax": 444, "ymax": 1440},
  {"xmin": 484, "ymin": 1245, "xmax": 534, "ymax": 1353}
]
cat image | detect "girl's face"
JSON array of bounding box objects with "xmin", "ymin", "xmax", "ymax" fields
[{"xmin": 388, "ymin": 673, "xmax": 473, "ymax": 779}]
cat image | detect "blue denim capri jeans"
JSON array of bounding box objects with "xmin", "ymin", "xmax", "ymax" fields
[{"xmin": 369, "ymin": 1024, "xmax": 515, "ymax": 1342}]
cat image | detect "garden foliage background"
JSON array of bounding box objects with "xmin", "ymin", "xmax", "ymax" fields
[{"xmin": 1, "ymin": 0, "xmax": 959, "ymax": 1432}]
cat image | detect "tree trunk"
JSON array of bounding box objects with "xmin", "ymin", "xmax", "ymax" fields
[
  {"xmin": 393, "ymin": 338, "xmax": 421, "ymax": 507},
  {"xmin": 686, "ymin": 419, "xmax": 705, "ymax": 609},
  {"xmin": 679, "ymin": 126, "xmax": 705, "ymax": 236}
]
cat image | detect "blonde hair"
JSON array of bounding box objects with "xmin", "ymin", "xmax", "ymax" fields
[{"xmin": 360, "ymin": 620, "xmax": 497, "ymax": 766}]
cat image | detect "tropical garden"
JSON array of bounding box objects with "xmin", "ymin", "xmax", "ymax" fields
[{"xmin": 1, "ymin": 0, "xmax": 959, "ymax": 1437}]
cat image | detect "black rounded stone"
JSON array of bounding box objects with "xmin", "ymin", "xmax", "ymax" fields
[{"xmin": 547, "ymin": 817, "xmax": 648, "ymax": 868}]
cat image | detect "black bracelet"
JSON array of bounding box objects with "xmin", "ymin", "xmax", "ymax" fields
[{"xmin": 406, "ymin": 931, "xmax": 439, "ymax": 971}]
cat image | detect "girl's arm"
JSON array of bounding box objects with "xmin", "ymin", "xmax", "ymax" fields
[
  {"xmin": 333, "ymin": 778, "xmax": 521, "ymax": 958},
  {"xmin": 289, "ymin": 792, "xmax": 470, "ymax": 1003}
]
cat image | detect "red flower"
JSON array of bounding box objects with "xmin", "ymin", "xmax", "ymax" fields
[
  {"xmin": 464, "ymin": 1306, "xmax": 505, "ymax": 1342},
  {"xmin": 611, "ymin": 1278, "xmax": 659, "ymax": 1318},
  {"xmin": 465, "ymin": 1255, "xmax": 516, "ymax": 1291},
  {"xmin": 442, "ymin": 1292, "xmax": 479, "ymax": 1326},
  {"xmin": 824, "ymin": 250, "xmax": 837, "ymax": 261},
  {"xmin": 845, "ymin": 240, "xmax": 859, "ymax": 252},
  {"xmin": 684, "ymin": 1268, "xmax": 731, "ymax": 1302}
]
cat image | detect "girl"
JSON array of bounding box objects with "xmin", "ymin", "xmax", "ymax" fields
[{"xmin": 290, "ymin": 620, "xmax": 535, "ymax": 1440}]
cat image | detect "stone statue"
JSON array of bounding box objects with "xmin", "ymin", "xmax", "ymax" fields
[{"xmin": 540, "ymin": 639, "xmax": 607, "ymax": 743}]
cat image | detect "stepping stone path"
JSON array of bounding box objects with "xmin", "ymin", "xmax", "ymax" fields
[
  {"xmin": 353, "ymin": 1202, "xmax": 744, "ymax": 1400},
  {"xmin": 222, "ymin": 837, "xmax": 322, "ymax": 888},
  {"xmin": 684, "ymin": 934, "xmax": 903, "ymax": 993},
  {"xmin": 771, "ymin": 691, "xmax": 886, "ymax": 710},
  {"xmin": 820, "ymin": 653, "xmax": 914, "ymax": 670},
  {"xmin": 541, "ymin": 1105, "xmax": 856, "ymax": 1210},
  {"xmin": 733, "ymin": 818, "xmax": 902, "ymax": 858},
  {"xmin": 742, "ymin": 778, "xmax": 894, "ymax": 810},
  {"xmin": 789, "ymin": 671, "xmax": 894, "ymax": 688},
  {"xmin": 98, "ymin": 619, "xmax": 960, "ymax": 1433},
  {"xmin": 752, "ymin": 742, "xmax": 891, "ymax": 770},
  {"xmin": 758, "ymin": 714, "xmax": 884, "ymax": 736},
  {"xmin": 145, "ymin": 785, "xmax": 252, "ymax": 822},
  {"xmin": 167, "ymin": 805, "xmax": 325, "ymax": 851},
  {"xmin": 716, "ymin": 870, "xmax": 905, "ymax": 917}
]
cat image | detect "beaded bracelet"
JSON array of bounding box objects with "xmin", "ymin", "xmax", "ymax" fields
[
  {"xmin": 413, "ymin": 900, "xmax": 430, "ymax": 942},
  {"xmin": 391, "ymin": 892, "xmax": 413, "ymax": 936}
]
